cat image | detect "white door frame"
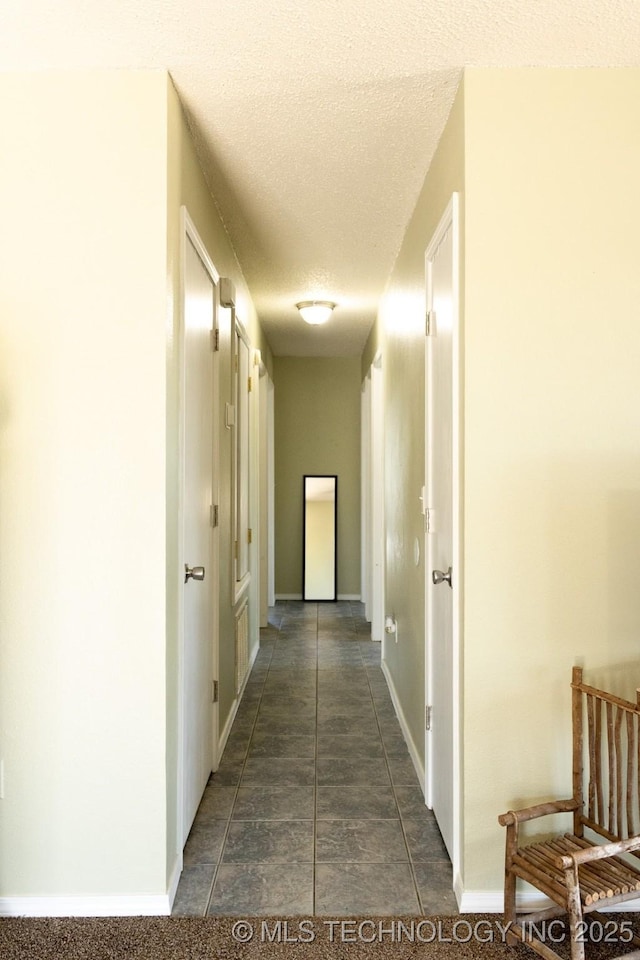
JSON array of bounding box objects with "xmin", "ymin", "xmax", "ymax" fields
[
  {"xmin": 267, "ymin": 378, "xmax": 275, "ymax": 609},
  {"xmin": 360, "ymin": 372, "xmax": 372, "ymax": 619},
  {"xmin": 177, "ymin": 207, "xmax": 220, "ymax": 849},
  {"xmin": 370, "ymin": 352, "xmax": 384, "ymax": 643},
  {"xmin": 424, "ymin": 193, "xmax": 462, "ymax": 882},
  {"xmin": 258, "ymin": 365, "xmax": 275, "ymax": 626}
]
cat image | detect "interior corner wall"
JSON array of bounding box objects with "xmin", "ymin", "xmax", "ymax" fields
[
  {"xmin": 462, "ymin": 67, "xmax": 640, "ymax": 895},
  {"xmin": 0, "ymin": 70, "xmax": 169, "ymax": 905},
  {"xmin": 361, "ymin": 317, "xmax": 381, "ymax": 382},
  {"xmin": 376, "ymin": 82, "xmax": 465, "ymax": 790},
  {"xmin": 274, "ymin": 357, "xmax": 361, "ymax": 599}
]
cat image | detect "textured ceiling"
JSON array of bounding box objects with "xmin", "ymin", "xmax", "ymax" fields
[{"xmin": 3, "ymin": 1, "xmax": 640, "ymax": 356}]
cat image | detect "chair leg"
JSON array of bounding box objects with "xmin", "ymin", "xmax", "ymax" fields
[
  {"xmin": 565, "ymin": 863, "xmax": 585, "ymax": 960},
  {"xmin": 503, "ymin": 823, "xmax": 519, "ymax": 945}
]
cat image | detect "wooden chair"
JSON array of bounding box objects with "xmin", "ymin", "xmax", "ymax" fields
[{"xmin": 499, "ymin": 666, "xmax": 640, "ymax": 960}]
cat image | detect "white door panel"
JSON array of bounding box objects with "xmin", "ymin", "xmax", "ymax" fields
[
  {"xmin": 425, "ymin": 196, "xmax": 459, "ymax": 865},
  {"xmin": 183, "ymin": 228, "xmax": 217, "ymax": 844}
]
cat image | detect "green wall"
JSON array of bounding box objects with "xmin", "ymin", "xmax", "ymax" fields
[{"xmin": 274, "ymin": 357, "xmax": 361, "ymax": 598}]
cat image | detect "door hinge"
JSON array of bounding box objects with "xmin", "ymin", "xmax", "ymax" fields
[
  {"xmin": 212, "ymin": 680, "xmax": 219, "ymax": 703},
  {"xmin": 426, "ymin": 705, "xmax": 432, "ymax": 731},
  {"xmin": 247, "ymin": 527, "xmax": 252, "ymax": 544},
  {"xmin": 210, "ymin": 504, "xmax": 219, "ymax": 528},
  {"xmin": 248, "ymin": 375, "xmax": 252, "ymax": 393},
  {"xmin": 211, "ymin": 328, "xmax": 219, "ymax": 352},
  {"xmin": 426, "ymin": 310, "xmax": 436, "ymax": 337},
  {"xmin": 426, "ymin": 507, "xmax": 434, "ymax": 533}
]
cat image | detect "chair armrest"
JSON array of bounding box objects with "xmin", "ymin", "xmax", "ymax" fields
[
  {"xmin": 499, "ymin": 798, "xmax": 579, "ymax": 827},
  {"xmin": 557, "ymin": 833, "xmax": 640, "ymax": 870}
]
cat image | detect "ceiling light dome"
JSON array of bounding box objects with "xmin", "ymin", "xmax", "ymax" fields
[{"xmin": 296, "ymin": 300, "xmax": 336, "ymax": 325}]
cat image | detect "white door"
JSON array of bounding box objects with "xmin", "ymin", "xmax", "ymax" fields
[
  {"xmin": 425, "ymin": 196, "xmax": 459, "ymax": 863},
  {"xmin": 182, "ymin": 221, "xmax": 218, "ymax": 844}
]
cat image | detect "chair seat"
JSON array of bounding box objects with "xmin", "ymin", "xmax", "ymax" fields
[{"xmin": 514, "ymin": 834, "xmax": 640, "ymax": 907}]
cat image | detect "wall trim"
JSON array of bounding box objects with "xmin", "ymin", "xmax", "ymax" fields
[
  {"xmin": 217, "ymin": 642, "xmax": 259, "ymax": 760},
  {"xmin": 166, "ymin": 855, "xmax": 182, "ymax": 912},
  {"xmin": 457, "ymin": 889, "xmax": 640, "ymax": 914},
  {"xmin": 275, "ymin": 593, "xmax": 361, "ymax": 601},
  {"xmin": 0, "ymin": 895, "xmax": 171, "ymax": 918},
  {"xmin": 381, "ymin": 659, "xmax": 425, "ymax": 787}
]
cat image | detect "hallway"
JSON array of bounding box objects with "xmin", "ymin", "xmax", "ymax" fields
[{"xmin": 172, "ymin": 600, "xmax": 457, "ymax": 916}]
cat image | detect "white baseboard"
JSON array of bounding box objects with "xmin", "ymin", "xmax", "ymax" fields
[
  {"xmin": 166, "ymin": 855, "xmax": 182, "ymax": 912},
  {"xmin": 217, "ymin": 695, "xmax": 236, "ymax": 759},
  {"xmin": 380, "ymin": 660, "xmax": 425, "ymax": 788},
  {"xmin": 458, "ymin": 888, "xmax": 640, "ymax": 914},
  {"xmin": 274, "ymin": 594, "xmax": 362, "ymax": 602},
  {"xmin": 457, "ymin": 889, "xmax": 510, "ymax": 913},
  {"xmin": 0, "ymin": 894, "xmax": 171, "ymax": 917},
  {"xmin": 217, "ymin": 642, "xmax": 259, "ymax": 760},
  {"xmin": 453, "ymin": 871, "xmax": 465, "ymax": 909}
]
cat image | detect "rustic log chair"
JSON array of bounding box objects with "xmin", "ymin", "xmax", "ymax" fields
[{"xmin": 499, "ymin": 665, "xmax": 640, "ymax": 960}]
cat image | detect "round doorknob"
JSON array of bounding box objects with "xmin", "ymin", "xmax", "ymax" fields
[
  {"xmin": 432, "ymin": 566, "xmax": 452, "ymax": 588},
  {"xmin": 185, "ymin": 564, "xmax": 205, "ymax": 583}
]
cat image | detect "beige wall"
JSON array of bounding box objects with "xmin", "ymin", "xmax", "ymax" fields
[
  {"xmin": 376, "ymin": 66, "xmax": 640, "ymax": 903},
  {"xmin": 462, "ymin": 67, "xmax": 640, "ymax": 893},
  {"xmin": 274, "ymin": 357, "xmax": 361, "ymax": 598},
  {"xmin": 0, "ymin": 71, "xmax": 169, "ymax": 900}
]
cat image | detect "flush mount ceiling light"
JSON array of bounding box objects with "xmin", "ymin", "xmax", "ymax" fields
[{"xmin": 295, "ymin": 300, "xmax": 336, "ymax": 326}]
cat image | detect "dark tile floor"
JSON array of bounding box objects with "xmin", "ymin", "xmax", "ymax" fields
[{"xmin": 172, "ymin": 600, "xmax": 458, "ymax": 916}]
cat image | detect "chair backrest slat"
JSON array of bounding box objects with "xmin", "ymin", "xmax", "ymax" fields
[
  {"xmin": 615, "ymin": 704, "xmax": 624, "ymax": 835},
  {"xmin": 626, "ymin": 711, "xmax": 635, "ymax": 837},
  {"xmin": 595, "ymin": 697, "xmax": 604, "ymax": 824},
  {"xmin": 573, "ymin": 666, "xmax": 640, "ymax": 843},
  {"xmin": 586, "ymin": 694, "xmax": 597, "ymax": 822},
  {"xmin": 607, "ymin": 700, "xmax": 615, "ymax": 833}
]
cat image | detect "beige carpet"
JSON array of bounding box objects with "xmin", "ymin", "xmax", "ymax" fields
[{"xmin": 4, "ymin": 915, "xmax": 640, "ymax": 960}]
